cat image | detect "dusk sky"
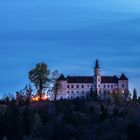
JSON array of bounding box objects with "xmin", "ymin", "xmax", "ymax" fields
[{"xmin": 0, "ymin": 0, "xmax": 140, "ymax": 96}]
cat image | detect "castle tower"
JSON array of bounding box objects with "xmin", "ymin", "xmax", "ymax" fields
[
  {"xmin": 118, "ymin": 73, "xmax": 128, "ymax": 94},
  {"xmin": 94, "ymin": 60, "xmax": 101, "ymax": 95}
]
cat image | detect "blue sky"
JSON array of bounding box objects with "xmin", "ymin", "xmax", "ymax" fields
[{"xmin": 0, "ymin": 0, "xmax": 140, "ymax": 96}]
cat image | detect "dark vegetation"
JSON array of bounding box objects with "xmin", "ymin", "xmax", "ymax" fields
[
  {"xmin": 0, "ymin": 62, "xmax": 140, "ymax": 140},
  {"xmin": 0, "ymin": 90, "xmax": 140, "ymax": 140}
]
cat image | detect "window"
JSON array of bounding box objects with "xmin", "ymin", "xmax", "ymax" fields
[
  {"xmin": 77, "ymin": 85, "xmax": 79, "ymax": 88},
  {"xmin": 77, "ymin": 91, "xmax": 79, "ymax": 93},
  {"xmin": 108, "ymin": 85, "xmax": 110, "ymax": 88},
  {"xmin": 98, "ymin": 85, "xmax": 100, "ymax": 88},
  {"xmin": 67, "ymin": 85, "xmax": 69, "ymax": 88},
  {"xmin": 122, "ymin": 84, "xmax": 124, "ymax": 88},
  {"xmin": 111, "ymin": 85, "xmax": 113, "ymax": 88},
  {"xmin": 104, "ymin": 85, "xmax": 106, "ymax": 88},
  {"xmin": 67, "ymin": 91, "xmax": 69, "ymax": 94},
  {"xmin": 71, "ymin": 85, "xmax": 74, "ymax": 88},
  {"xmin": 72, "ymin": 91, "xmax": 74, "ymax": 93},
  {"xmin": 82, "ymin": 85, "xmax": 84, "ymax": 88}
]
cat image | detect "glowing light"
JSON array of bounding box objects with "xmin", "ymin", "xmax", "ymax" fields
[{"xmin": 32, "ymin": 94, "xmax": 48, "ymax": 102}]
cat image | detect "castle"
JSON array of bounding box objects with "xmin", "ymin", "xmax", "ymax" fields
[{"xmin": 56, "ymin": 60, "xmax": 129, "ymax": 100}]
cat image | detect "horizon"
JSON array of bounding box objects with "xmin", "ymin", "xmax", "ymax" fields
[{"xmin": 0, "ymin": 0, "xmax": 140, "ymax": 96}]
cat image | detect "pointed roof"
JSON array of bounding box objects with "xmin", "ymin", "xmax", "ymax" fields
[
  {"xmin": 95, "ymin": 59, "xmax": 100, "ymax": 69},
  {"xmin": 119, "ymin": 73, "xmax": 128, "ymax": 80},
  {"xmin": 57, "ymin": 74, "xmax": 66, "ymax": 81}
]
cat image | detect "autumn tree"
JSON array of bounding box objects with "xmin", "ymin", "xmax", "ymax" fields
[{"xmin": 29, "ymin": 63, "xmax": 50, "ymax": 99}]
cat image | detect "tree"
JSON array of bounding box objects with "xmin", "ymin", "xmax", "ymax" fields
[
  {"xmin": 113, "ymin": 92, "xmax": 124, "ymax": 105},
  {"xmin": 31, "ymin": 113, "xmax": 42, "ymax": 137},
  {"xmin": 132, "ymin": 89, "xmax": 137, "ymax": 102},
  {"xmin": 100, "ymin": 104, "xmax": 109, "ymax": 122},
  {"xmin": 29, "ymin": 63, "xmax": 50, "ymax": 99},
  {"xmin": 50, "ymin": 70, "xmax": 61, "ymax": 101}
]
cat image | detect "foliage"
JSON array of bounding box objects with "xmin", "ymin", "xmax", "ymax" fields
[
  {"xmin": 29, "ymin": 63, "xmax": 50, "ymax": 99},
  {"xmin": 50, "ymin": 70, "xmax": 61, "ymax": 100},
  {"xmin": 0, "ymin": 90, "xmax": 140, "ymax": 140},
  {"xmin": 132, "ymin": 89, "xmax": 138, "ymax": 102}
]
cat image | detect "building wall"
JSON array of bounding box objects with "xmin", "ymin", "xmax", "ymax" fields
[
  {"xmin": 118, "ymin": 80, "xmax": 129, "ymax": 93},
  {"xmin": 56, "ymin": 81, "xmax": 124, "ymax": 100},
  {"xmin": 57, "ymin": 82, "xmax": 93, "ymax": 99}
]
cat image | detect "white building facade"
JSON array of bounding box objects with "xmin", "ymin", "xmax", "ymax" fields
[{"xmin": 56, "ymin": 60, "xmax": 129, "ymax": 100}]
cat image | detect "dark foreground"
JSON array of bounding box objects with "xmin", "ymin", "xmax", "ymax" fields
[{"xmin": 0, "ymin": 97, "xmax": 140, "ymax": 140}]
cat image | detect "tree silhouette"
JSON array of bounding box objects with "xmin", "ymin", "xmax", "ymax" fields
[
  {"xmin": 29, "ymin": 63, "xmax": 50, "ymax": 99},
  {"xmin": 132, "ymin": 89, "xmax": 137, "ymax": 102},
  {"xmin": 50, "ymin": 70, "xmax": 61, "ymax": 101}
]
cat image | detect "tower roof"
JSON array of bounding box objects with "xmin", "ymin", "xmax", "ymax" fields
[
  {"xmin": 57, "ymin": 74, "xmax": 66, "ymax": 81},
  {"xmin": 95, "ymin": 59, "xmax": 100, "ymax": 69},
  {"xmin": 119, "ymin": 73, "xmax": 128, "ymax": 80}
]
